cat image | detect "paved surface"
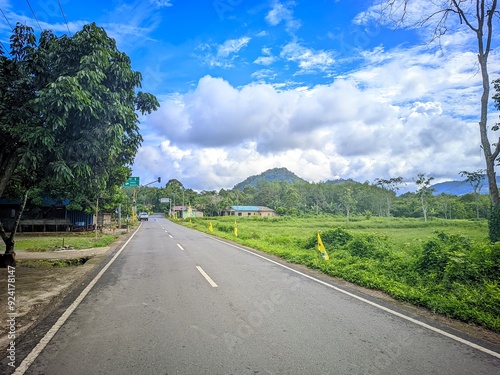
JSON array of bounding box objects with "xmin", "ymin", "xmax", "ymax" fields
[{"xmin": 4, "ymin": 215, "xmax": 500, "ymax": 374}]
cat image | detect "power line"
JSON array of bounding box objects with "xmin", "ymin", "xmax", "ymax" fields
[
  {"xmin": 1, "ymin": 8, "xmax": 12, "ymax": 30},
  {"xmin": 25, "ymin": 0, "xmax": 42, "ymax": 32},
  {"xmin": 57, "ymin": 0, "xmax": 71, "ymax": 36}
]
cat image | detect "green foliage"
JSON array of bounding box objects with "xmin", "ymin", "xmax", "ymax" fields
[
  {"xmin": 304, "ymin": 227, "xmax": 353, "ymax": 249},
  {"xmin": 418, "ymin": 232, "xmax": 471, "ymax": 280},
  {"xmin": 347, "ymin": 235, "xmax": 389, "ymax": 259},
  {"xmin": 0, "ymin": 23, "xmax": 159, "ymax": 242},
  {"xmin": 489, "ymin": 204, "xmax": 500, "ymax": 242}
]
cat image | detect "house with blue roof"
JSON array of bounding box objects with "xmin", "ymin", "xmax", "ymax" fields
[{"xmin": 224, "ymin": 206, "xmax": 277, "ymax": 217}]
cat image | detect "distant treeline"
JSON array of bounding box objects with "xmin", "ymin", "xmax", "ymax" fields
[{"xmin": 133, "ymin": 179, "xmax": 490, "ymax": 220}]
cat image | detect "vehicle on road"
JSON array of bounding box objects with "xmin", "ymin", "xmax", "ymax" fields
[{"xmin": 138, "ymin": 212, "xmax": 149, "ymax": 221}]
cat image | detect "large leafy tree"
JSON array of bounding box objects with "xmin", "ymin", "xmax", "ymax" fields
[
  {"xmin": 0, "ymin": 23, "xmax": 159, "ymax": 256},
  {"xmin": 378, "ymin": 0, "xmax": 499, "ymax": 240}
]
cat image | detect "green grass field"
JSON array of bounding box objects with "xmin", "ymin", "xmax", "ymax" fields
[
  {"xmin": 0, "ymin": 232, "xmax": 119, "ymax": 252},
  {"xmin": 179, "ymin": 215, "xmax": 499, "ymax": 331}
]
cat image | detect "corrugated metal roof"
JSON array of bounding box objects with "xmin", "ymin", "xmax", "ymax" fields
[{"xmin": 230, "ymin": 205, "xmax": 260, "ymax": 211}]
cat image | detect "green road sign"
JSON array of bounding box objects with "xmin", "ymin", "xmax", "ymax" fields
[{"xmin": 124, "ymin": 177, "xmax": 140, "ymax": 187}]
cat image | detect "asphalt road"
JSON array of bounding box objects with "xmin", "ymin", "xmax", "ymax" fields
[{"xmin": 10, "ymin": 215, "xmax": 500, "ymax": 374}]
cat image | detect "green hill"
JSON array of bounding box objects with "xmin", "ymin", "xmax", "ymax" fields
[{"xmin": 233, "ymin": 167, "xmax": 307, "ymax": 190}]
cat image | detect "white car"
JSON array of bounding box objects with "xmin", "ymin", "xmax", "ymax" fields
[{"xmin": 138, "ymin": 212, "xmax": 149, "ymax": 221}]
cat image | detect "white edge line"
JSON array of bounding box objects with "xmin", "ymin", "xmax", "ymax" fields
[
  {"xmin": 177, "ymin": 243, "xmax": 184, "ymax": 251},
  {"xmin": 209, "ymin": 236, "xmax": 500, "ymax": 360},
  {"xmin": 13, "ymin": 226, "xmax": 142, "ymax": 374},
  {"xmin": 196, "ymin": 266, "xmax": 218, "ymax": 288}
]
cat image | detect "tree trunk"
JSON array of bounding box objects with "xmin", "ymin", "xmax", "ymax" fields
[
  {"xmin": 0, "ymin": 153, "xmax": 18, "ymax": 199},
  {"xmin": 421, "ymin": 194, "xmax": 427, "ymax": 222},
  {"xmin": 477, "ymin": 23, "xmax": 500, "ymax": 240},
  {"xmin": 0, "ymin": 190, "xmax": 29, "ymax": 262}
]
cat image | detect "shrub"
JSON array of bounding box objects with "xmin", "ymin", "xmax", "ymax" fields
[
  {"xmin": 489, "ymin": 204, "xmax": 500, "ymax": 242},
  {"xmin": 346, "ymin": 235, "xmax": 389, "ymax": 259},
  {"xmin": 304, "ymin": 227, "xmax": 353, "ymax": 249},
  {"xmin": 418, "ymin": 232, "xmax": 471, "ymax": 277}
]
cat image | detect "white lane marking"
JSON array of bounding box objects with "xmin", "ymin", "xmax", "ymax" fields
[
  {"xmin": 196, "ymin": 266, "xmax": 218, "ymax": 288},
  {"xmin": 177, "ymin": 243, "xmax": 185, "ymax": 251},
  {"xmin": 209, "ymin": 236, "xmax": 500, "ymax": 360},
  {"xmin": 168, "ymin": 234, "xmax": 173, "ymax": 239},
  {"xmin": 13, "ymin": 226, "xmax": 141, "ymax": 375}
]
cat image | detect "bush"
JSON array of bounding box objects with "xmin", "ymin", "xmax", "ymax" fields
[
  {"xmin": 346, "ymin": 235, "xmax": 389, "ymax": 259},
  {"xmin": 304, "ymin": 227, "xmax": 353, "ymax": 249},
  {"xmin": 418, "ymin": 232, "xmax": 471, "ymax": 278},
  {"xmin": 489, "ymin": 204, "xmax": 500, "ymax": 242}
]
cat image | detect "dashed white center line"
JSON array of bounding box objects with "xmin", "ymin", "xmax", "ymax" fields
[
  {"xmin": 177, "ymin": 243, "xmax": 185, "ymax": 251},
  {"xmin": 196, "ymin": 266, "xmax": 218, "ymax": 288},
  {"xmin": 168, "ymin": 234, "xmax": 173, "ymax": 238}
]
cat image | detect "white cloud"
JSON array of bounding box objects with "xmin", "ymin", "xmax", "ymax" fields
[
  {"xmin": 254, "ymin": 47, "xmax": 276, "ymax": 65},
  {"xmin": 280, "ymin": 42, "xmax": 335, "ymax": 72},
  {"xmin": 217, "ymin": 37, "xmax": 251, "ymax": 58},
  {"xmin": 265, "ymin": 1, "xmax": 301, "ymax": 33},
  {"xmin": 136, "ymin": 55, "xmax": 485, "ymax": 190},
  {"xmin": 251, "ymin": 69, "xmax": 277, "ymax": 81},
  {"xmin": 195, "ymin": 37, "xmax": 251, "ymax": 68},
  {"xmin": 150, "ymin": 0, "xmax": 173, "ymax": 8}
]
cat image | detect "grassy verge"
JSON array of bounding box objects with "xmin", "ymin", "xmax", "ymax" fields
[
  {"xmin": 177, "ymin": 215, "xmax": 499, "ymax": 331},
  {"xmin": 0, "ymin": 232, "xmax": 119, "ymax": 252}
]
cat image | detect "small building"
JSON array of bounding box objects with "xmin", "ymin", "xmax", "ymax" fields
[
  {"xmin": 173, "ymin": 206, "xmax": 204, "ymax": 219},
  {"xmin": 223, "ymin": 205, "xmax": 277, "ymax": 217},
  {"xmin": 0, "ymin": 197, "xmax": 95, "ymax": 232}
]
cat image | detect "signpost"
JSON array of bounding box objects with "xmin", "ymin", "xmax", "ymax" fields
[{"xmin": 123, "ymin": 177, "xmax": 140, "ymax": 187}]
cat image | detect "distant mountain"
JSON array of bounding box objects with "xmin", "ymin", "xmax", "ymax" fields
[
  {"xmin": 431, "ymin": 176, "xmax": 498, "ymax": 196},
  {"xmin": 324, "ymin": 178, "xmax": 360, "ymax": 185},
  {"xmin": 232, "ymin": 168, "xmax": 497, "ymax": 196},
  {"xmin": 233, "ymin": 167, "xmax": 307, "ymax": 190}
]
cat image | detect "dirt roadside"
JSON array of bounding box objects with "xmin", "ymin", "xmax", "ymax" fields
[
  {"xmin": 0, "ymin": 230, "xmax": 499, "ymax": 354},
  {"xmin": 0, "ymin": 231, "xmax": 131, "ymax": 350}
]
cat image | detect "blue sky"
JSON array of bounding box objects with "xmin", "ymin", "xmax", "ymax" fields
[{"xmin": 2, "ymin": 0, "xmax": 500, "ymax": 191}]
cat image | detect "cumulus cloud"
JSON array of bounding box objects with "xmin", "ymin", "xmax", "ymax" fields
[
  {"xmin": 131, "ymin": 1, "xmax": 499, "ymax": 191},
  {"xmin": 137, "ymin": 62, "xmax": 481, "ymax": 190}
]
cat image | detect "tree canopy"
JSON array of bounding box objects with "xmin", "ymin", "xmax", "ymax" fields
[{"xmin": 0, "ymin": 23, "xmax": 159, "ymax": 254}]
